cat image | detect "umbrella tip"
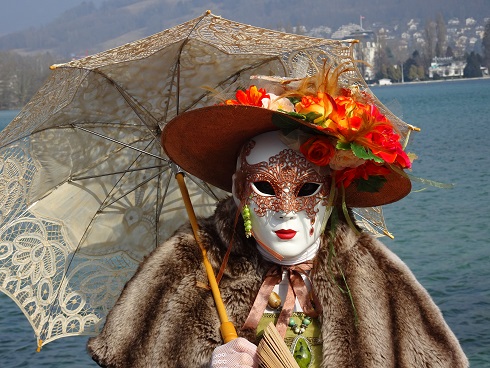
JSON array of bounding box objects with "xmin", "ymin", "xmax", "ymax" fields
[
  {"xmin": 205, "ymin": 10, "xmax": 212, "ymax": 15},
  {"xmin": 36, "ymin": 339, "xmax": 43, "ymax": 352},
  {"xmin": 383, "ymin": 229, "xmax": 395, "ymax": 239}
]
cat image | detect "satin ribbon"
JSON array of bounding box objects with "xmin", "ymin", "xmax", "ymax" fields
[{"xmin": 242, "ymin": 261, "xmax": 321, "ymax": 337}]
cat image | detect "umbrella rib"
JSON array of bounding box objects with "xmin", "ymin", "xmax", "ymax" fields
[
  {"xmin": 185, "ymin": 174, "xmax": 222, "ymax": 201},
  {"xmin": 85, "ymin": 66, "xmax": 161, "ymax": 134},
  {"xmin": 353, "ymin": 209, "xmax": 394, "ymax": 239},
  {"xmin": 154, "ymin": 163, "xmax": 174, "ymax": 248},
  {"xmin": 171, "ymin": 13, "xmax": 209, "ymax": 118},
  {"xmin": 111, "ymin": 81, "xmax": 161, "ymax": 134},
  {"xmin": 71, "ymin": 164, "xmax": 167, "ymax": 181},
  {"xmin": 173, "ymin": 55, "xmax": 286, "ymax": 114},
  {"xmin": 73, "ymin": 124, "xmax": 167, "ymax": 161},
  {"xmin": 100, "ymin": 168, "xmax": 166, "ymax": 210},
  {"xmin": 73, "ymin": 123, "xmax": 169, "ymax": 212},
  {"xmin": 156, "ymin": 165, "xmax": 173, "ymax": 218}
]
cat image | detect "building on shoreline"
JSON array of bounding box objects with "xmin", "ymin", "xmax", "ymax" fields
[
  {"xmin": 428, "ymin": 57, "xmax": 466, "ymax": 79},
  {"xmin": 332, "ymin": 24, "xmax": 377, "ymax": 82}
]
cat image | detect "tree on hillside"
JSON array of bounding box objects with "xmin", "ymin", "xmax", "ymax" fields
[
  {"xmin": 0, "ymin": 51, "xmax": 55, "ymax": 109},
  {"xmin": 463, "ymin": 52, "xmax": 483, "ymax": 78},
  {"xmin": 424, "ymin": 19, "xmax": 437, "ymax": 65},
  {"xmin": 435, "ymin": 13, "xmax": 447, "ymax": 58},
  {"xmin": 482, "ymin": 20, "xmax": 490, "ymax": 71},
  {"xmin": 403, "ymin": 50, "xmax": 426, "ymax": 81},
  {"xmin": 374, "ymin": 46, "xmax": 403, "ymax": 82},
  {"xmin": 374, "ymin": 42, "xmax": 389, "ymax": 80},
  {"xmin": 445, "ymin": 46, "xmax": 454, "ymax": 58}
]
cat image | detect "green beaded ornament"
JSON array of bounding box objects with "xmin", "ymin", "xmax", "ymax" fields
[
  {"xmin": 288, "ymin": 316, "xmax": 311, "ymax": 335},
  {"xmin": 241, "ymin": 204, "xmax": 252, "ymax": 238},
  {"xmin": 288, "ymin": 316, "xmax": 314, "ymax": 367}
]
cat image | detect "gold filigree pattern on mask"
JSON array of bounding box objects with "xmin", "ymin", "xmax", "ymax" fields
[{"xmin": 236, "ymin": 141, "xmax": 330, "ymax": 220}]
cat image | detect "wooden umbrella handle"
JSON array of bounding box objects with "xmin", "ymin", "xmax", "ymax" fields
[{"xmin": 175, "ymin": 172, "xmax": 238, "ymax": 343}]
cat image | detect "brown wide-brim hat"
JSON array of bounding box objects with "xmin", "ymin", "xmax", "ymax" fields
[{"xmin": 162, "ymin": 105, "xmax": 411, "ymax": 208}]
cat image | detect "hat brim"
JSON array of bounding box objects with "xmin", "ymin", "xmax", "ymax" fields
[{"xmin": 162, "ymin": 105, "xmax": 411, "ymax": 208}]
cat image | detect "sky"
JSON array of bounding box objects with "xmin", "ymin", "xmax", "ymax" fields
[{"xmin": 0, "ymin": 0, "xmax": 107, "ymax": 35}]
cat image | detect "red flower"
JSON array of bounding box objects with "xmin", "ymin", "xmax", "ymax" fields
[
  {"xmin": 330, "ymin": 102, "xmax": 412, "ymax": 170},
  {"xmin": 364, "ymin": 123, "xmax": 412, "ymax": 169},
  {"xmin": 300, "ymin": 136, "xmax": 336, "ymax": 166},
  {"xmin": 336, "ymin": 161, "xmax": 391, "ymax": 189},
  {"xmin": 225, "ymin": 86, "xmax": 269, "ymax": 107}
]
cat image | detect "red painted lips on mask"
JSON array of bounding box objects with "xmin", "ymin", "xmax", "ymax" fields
[{"xmin": 274, "ymin": 229, "xmax": 297, "ymax": 240}]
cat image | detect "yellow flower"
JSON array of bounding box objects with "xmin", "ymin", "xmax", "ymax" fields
[{"xmin": 294, "ymin": 92, "xmax": 334, "ymax": 124}]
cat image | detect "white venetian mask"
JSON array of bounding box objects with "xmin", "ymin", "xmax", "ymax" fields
[{"xmin": 232, "ymin": 131, "xmax": 332, "ymax": 262}]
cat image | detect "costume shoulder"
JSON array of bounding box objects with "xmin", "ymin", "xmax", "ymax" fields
[
  {"xmin": 313, "ymin": 221, "xmax": 468, "ymax": 367},
  {"xmin": 359, "ymin": 231, "xmax": 467, "ymax": 366},
  {"xmin": 87, "ymin": 197, "xmax": 265, "ymax": 368},
  {"xmin": 87, "ymin": 227, "xmax": 215, "ymax": 367}
]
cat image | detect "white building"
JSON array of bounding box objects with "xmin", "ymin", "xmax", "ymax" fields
[
  {"xmin": 379, "ymin": 78, "xmax": 393, "ymax": 85},
  {"xmin": 334, "ymin": 28, "xmax": 378, "ymax": 81},
  {"xmin": 429, "ymin": 57, "xmax": 466, "ymax": 78}
]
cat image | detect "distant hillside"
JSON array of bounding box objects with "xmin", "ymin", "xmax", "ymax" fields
[{"xmin": 0, "ymin": 0, "xmax": 489, "ymax": 58}]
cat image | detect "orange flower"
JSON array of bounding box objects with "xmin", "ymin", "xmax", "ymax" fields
[
  {"xmin": 326, "ymin": 101, "xmax": 411, "ymax": 170},
  {"xmin": 225, "ymin": 86, "xmax": 269, "ymax": 107},
  {"xmin": 328, "ymin": 96, "xmax": 368, "ymax": 139},
  {"xmin": 300, "ymin": 136, "xmax": 335, "ymax": 166},
  {"xmin": 295, "ymin": 92, "xmax": 334, "ymax": 124},
  {"xmin": 335, "ymin": 95, "xmax": 359, "ymax": 116},
  {"xmin": 223, "ymin": 82, "xmax": 412, "ymax": 183}
]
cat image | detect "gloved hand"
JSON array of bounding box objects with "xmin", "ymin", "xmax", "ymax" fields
[{"xmin": 210, "ymin": 337, "xmax": 259, "ymax": 368}]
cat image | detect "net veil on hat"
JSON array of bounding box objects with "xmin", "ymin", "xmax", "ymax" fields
[{"xmin": 162, "ymin": 66, "xmax": 415, "ymax": 208}]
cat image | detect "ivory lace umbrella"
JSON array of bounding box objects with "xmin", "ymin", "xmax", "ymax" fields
[{"xmin": 0, "ymin": 11, "xmax": 409, "ymax": 350}]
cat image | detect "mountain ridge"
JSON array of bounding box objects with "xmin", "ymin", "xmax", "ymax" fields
[{"xmin": 0, "ymin": 0, "xmax": 488, "ymax": 58}]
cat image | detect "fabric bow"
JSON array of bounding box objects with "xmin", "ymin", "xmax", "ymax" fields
[{"xmin": 242, "ymin": 261, "xmax": 321, "ymax": 337}]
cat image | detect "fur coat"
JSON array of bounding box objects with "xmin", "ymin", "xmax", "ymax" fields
[{"xmin": 87, "ymin": 197, "xmax": 468, "ymax": 367}]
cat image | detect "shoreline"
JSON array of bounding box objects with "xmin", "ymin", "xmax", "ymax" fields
[
  {"xmin": 369, "ymin": 75, "xmax": 490, "ymax": 87},
  {"xmin": 1, "ymin": 77, "xmax": 490, "ymax": 112}
]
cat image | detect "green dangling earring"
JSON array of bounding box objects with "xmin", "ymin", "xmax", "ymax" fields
[{"xmin": 242, "ymin": 204, "xmax": 252, "ymax": 238}]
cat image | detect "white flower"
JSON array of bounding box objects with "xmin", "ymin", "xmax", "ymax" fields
[
  {"xmin": 329, "ymin": 149, "xmax": 365, "ymax": 170},
  {"xmin": 261, "ymin": 93, "xmax": 294, "ymax": 112}
]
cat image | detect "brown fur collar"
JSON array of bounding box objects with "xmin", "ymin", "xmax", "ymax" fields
[{"xmin": 87, "ymin": 197, "xmax": 468, "ymax": 367}]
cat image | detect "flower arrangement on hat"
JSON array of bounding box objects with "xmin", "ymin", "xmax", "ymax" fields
[{"xmin": 224, "ymin": 65, "xmax": 414, "ymax": 195}]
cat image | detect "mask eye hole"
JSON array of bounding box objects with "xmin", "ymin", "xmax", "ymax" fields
[
  {"xmin": 252, "ymin": 181, "xmax": 275, "ymax": 196},
  {"xmin": 297, "ymin": 183, "xmax": 321, "ymax": 197}
]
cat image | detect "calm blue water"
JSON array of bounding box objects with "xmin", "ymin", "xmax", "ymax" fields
[{"xmin": 1, "ymin": 78, "xmax": 489, "ymax": 367}]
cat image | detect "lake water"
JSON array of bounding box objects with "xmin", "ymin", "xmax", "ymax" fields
[{"xmin": 1, "ymin": 78, "xmax": 490, "ymax": 367}]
